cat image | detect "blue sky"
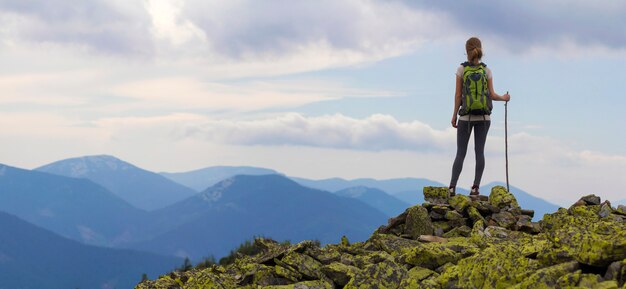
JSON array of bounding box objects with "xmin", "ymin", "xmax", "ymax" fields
[{"xmin": 0, "ymin": 0, "xmax": 625, "ymax": 205}]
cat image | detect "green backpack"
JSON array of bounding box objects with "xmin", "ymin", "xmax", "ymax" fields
[{"xmin": 459, "ymin": 62, "xmax": 492, "ymax": 116}]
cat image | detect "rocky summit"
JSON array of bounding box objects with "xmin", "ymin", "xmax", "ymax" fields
[{"xmin": 137, "ymin": 186, "xmax": 626, "ymax": 289}]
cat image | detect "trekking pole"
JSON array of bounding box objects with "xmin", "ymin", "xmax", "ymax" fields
[{"xmin": 505, "ymin": 91, "xmax": 510, "ymax": 192}]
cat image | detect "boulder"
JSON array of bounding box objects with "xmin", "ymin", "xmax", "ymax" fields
[
  {"xmin": 423, "ymin": 186, "xmax": 449, "ymax": 204},
  {"xmin": 541, "ymin": 205, "xmax": 626, "ymax": 267},
  {"xmin": 449, "ymin": 195, "xmax": 471, "ymax": 213},
  {"xmin": 443, "ymin": 225, "xmax": 472, "ymax": 238},
  {"xmin": 320, "ymin": 263, "xmax": 358, "ymax": 286},
  {"xmin": 489, "ymin": 186, "xmax": 520, "ymax": 210},
  {"xmin": 367, "ymin": 233, "xmax": 421, "ymax": 257},
  {"xmin": 344, "ymin": 260, "xmax": 407, "ymax": 289},
  {"xmin": 260, "ymin": 280, "xmax": 334, "ymax": 289},
  {"xmin": 401, "ymin": 243, "xmax": 461, "ymax": 269},
  {"xmin": 467, "ymin": 206, "xmax": 485, "ymax": 225},
  {"xmin": 399, "ymin": 266, "xmax": 437, "ymax": 288},
  {"xmin": 513, "ymin": 261, "xmax": 580, "ymax": 288},
  {"xmin": 491, "ymin": 211, "xmax": 517, "ymax": 229},
  {"xmin": 405, "ymin": 205, "xmax": 434, "ymax": 238},
  {"xmin": 281, "ymin": 252, "xmax": 324, "ymax": 280},
  {"xmin": 599, "ymin": 202, "xmax": 614, "ymax": 218},
  {"xmin": 445, "ymin": 210, "xmax": 464, "ymax": 221},
  {"xmin": 581, "ymin": 194, "xmax": 602, "ymax": 205},
  {"xmin": 435, "ymin": 240, "xmax": 542, "ymax": 288}
]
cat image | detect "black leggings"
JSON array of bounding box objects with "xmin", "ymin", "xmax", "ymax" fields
[{"xmin": 450, "ymin": 120, "xmax": 490, "ymax": 187}]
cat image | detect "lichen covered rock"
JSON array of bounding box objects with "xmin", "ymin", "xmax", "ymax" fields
[
  {"xmin": 405, "ymin": 205, "xmax": 434, "ymax": 238},
  {"xmin": 436, "ymin": 240, "xmax": 542, "ymax": 288},
  {"xmin": 401, "ymin": 243, "xmax": 461, "ymax": 269},
  {"xmin": 320, "ymin": 262, "xmax": 358, "ymax": 286},
  {"xmin": 137, "ymin": 188, "xmax": 626, "ymax": 289},
  {"xmin": 449, "ymin": 194, "xmax": 471, "ymax": 213},
  {"xmin": 423, "ymin": 186, "xmax": 450, "ymax": 204},
  {"xmin": 260, "ymin": 280, "xmax": 333, "ymax": 289},
  {"xmin": 489, "ymin": 186, "xmax": 520, "ymax": 210},
  {"xmin": 541, "ymin": 205, "xmax": 626, "ymax": 267},
  {"xmin": 344, "ymin": 259, "xmax": 407, "ymax": 289}
]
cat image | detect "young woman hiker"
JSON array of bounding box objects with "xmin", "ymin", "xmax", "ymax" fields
[{"xmin": 449, "ymin": 37, "xmax": 511, "ymax": 196}]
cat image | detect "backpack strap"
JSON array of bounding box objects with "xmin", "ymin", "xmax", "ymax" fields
[{"xmin": 461, "ymin": 62, "xmax": 487, "ymax": 67}]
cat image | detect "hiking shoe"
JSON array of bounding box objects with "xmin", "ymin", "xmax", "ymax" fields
[
  {"xmin": 448, "ymin": 186, "xmax": 456, "ymax": 197},
  {"xmin": 470, "ymin": 185, "xmax": 479, "ymax": 196}
]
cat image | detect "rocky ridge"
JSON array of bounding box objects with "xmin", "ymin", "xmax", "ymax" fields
[{"xmin": 137, "ymin": 186, "xmax": 626, "ymax": 289}]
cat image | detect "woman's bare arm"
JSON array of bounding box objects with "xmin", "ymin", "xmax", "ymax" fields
[{"xmin": 451, "ymin": 76, "xmax": 463, "ymax": 127}]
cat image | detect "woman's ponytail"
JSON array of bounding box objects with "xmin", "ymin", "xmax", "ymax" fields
[{"xmin": 466, "ymin": 37, "xmax": 483, "ymax": 65}]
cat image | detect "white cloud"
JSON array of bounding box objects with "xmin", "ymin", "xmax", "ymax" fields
[
  {"xmin": 144, "ymin": 0, "xmax": 206, "ymax": 46},
  {"xmin": 180, "ymin": 113, "xmax": 456, "ymax": 151}
]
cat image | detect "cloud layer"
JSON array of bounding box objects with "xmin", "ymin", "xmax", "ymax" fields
[
  {"xmin": 181, "ymin": 113, "xmax": 455, "ymax": 151},
  {"xmin": 2, "ymin": 0, "xmax": 624, "ymax": 63}
]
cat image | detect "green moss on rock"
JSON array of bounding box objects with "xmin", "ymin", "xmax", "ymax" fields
[
  {"xmin": 344, "ymin": 260, "xmax": 407, "ymax": 289},
  {"xmin": 468, "ymin": 206, "xmax": 485, "ymax": 225},
  {"xmin": 443, "ymin": 225, "xmax": 472, "ymax": 238},
  {"xmin": 489, "ymin": 186, "xmax": 520, "ymax": 210},
  {"xmin": 260, "ymin": 280, "xmax": 333, "ymax": 289},
  {"xmin": 320, "ymin": 262, "xmax": 358, "ymax": 286},
  {"xmin": 541, "ymin": 205, "xmax": 626, "ymax": 267},
  {"xmin": 281, "ymin": 252, "xmax": 324, "ymax": 280},
  {"xmin": 405, "ymin": 205, "xmax": 434, "ymax": 238},
  {"xmin": 367, "ymin": 233, "xmax": 421, "ymax": 257},
  {"xmin": 401, "ymin": 243, "xmax": 461, "ymax": 269},
  {"xmin": 423, "ymin": 186, "xmax": 449, "ymax": 204},
  {"xmin": 435, "ymin": 241, "xmax": 541, "ymax": 288},
  {"xmin": 449, "ymin": 194, "xmax": 471, "ymax": 213},
  {"xmin": 510, "ymin": 261, "xmax": 579, "ymax": 289}
]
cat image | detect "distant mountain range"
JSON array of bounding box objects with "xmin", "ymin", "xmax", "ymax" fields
[
  {"xmin": 0, "ymin": 155, "xmax": 569, "ymax": 288},
  {"xmin": 36, "ymin": 155, "xmax": 197, "ymax": 211},
  {"xmin": 0, "ymin": 163, "xmax": 145, "ymax": 246},
  {"xmin": 161, "ymin": 166, "xmax": 279, "ymax": 191},
  {"xmin": 291, "ymin": 176, "xmax": 446, "ymax": 205},
  {"xmin": 335, "ymin": 186, "xmax": 409, "ymax": 216},
  {"xmin": 292, "ymin": 177, "xmax": 446, "ymax": 194},
  {"xmin": 0, "ymin": 211, "xmax": 180, "ymax": 289},
  {"xmin": 126, "ymin": 174, "xmax": 389, "ymax": 260}
]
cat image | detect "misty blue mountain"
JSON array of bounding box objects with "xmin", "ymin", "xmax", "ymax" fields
[
  {"xmin": 335, "ymin": 186, "xmax": 410, "ymax": 216},
  {"xmin": 0, "ymin": 155, "xmax": 564, "ymax": 289},
  {"xmin": 160, "ymin": 166, "xmax": 280, "ymax": 191},
  {"xmin": 126, "ymin": 174, "xmax": 389, "ymax": 260},
  {"xmin": 0, "ymin": 164, "xmax": 145, "ymax": 246},
  {"xmin": 0, "ymin": 211, "xmax": 179, "ymax": 289},
  {"xmin": 292, "ymin": 176, "xmax": 445, "ymax": 195},
  {"xmin": 36, "ymin": 155, "xmax": 197, "ymax": 211},
  {"xmin": 292, "ymin": 177, "xmax": 445, "ymax": 205}
]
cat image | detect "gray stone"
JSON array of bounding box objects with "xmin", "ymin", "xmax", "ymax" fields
[
  {"xmin": 491, "ymin": 211, "xmax": 517, "ymax": 229},
  {"xmin": 581, "ymin": 194, "xmax": 601, "ymax": 205},
  {"xmin": 405, "ymin": 205, "xmax": 434, "ymax": 239}
]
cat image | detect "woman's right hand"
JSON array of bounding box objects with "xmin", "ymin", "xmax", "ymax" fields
[
  {"xmin": 502, "ymin": 92, "xmax": 511, "ymax": 101},
  {"xmin": 451, "ymin": 115, "xmax": 457, "ymax": 128}
]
